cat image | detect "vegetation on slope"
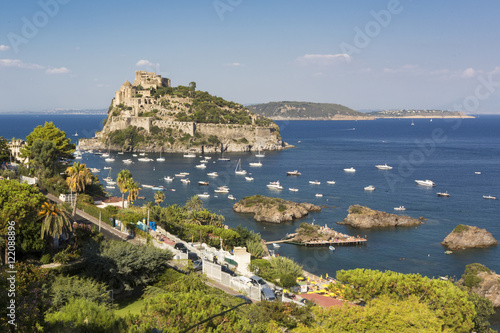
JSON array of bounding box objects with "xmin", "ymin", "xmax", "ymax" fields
[{"xmin": 248, "ymin": 101, "xmax": 366, "ymax": 118}]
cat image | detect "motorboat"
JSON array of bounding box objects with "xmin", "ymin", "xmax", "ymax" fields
[
  {"xmin": 375, "ymin": 164, "xmax": 393, "ymax": 170},
  {"xmin": 266, "ymin": 181, "xmax": 283, "ymax": 190},
  {"xmin": 329, "ymin": 246, "xmax": 335, "ymax": 251},
  {"xmin": 106, "ymin": 185, "xmax": 115, "ymax": 189},
  {"xmin": 105, "ymin": 157, "xmax": 115, "ymax": 162},
  {"xmin": 394, "ymin": 206, "xmax": 406, "ymax": 211},
  {"xmin": 214, "ymin": 186, "xmax": 230, "ymax": 193},
  {"xmin": 326, "ymin": 180, "xmax": 336, "ymax": 185},
  {"xmin": 198, "ymin": 192, "xmax": 210, "ymax": 198},
  {"xmin": 195, "ymin": 164, "xmax": 207, "ymax": 169},
  {"xmin": 164, "ymin": 176, "xmax": 174, "ymax": 181},
  {"xmin": 123, "ymin": 159, "xmax": 133, "ymax": 164},
  {"xmin": 415, "ymin": 179, "xmax": 435, "ymax": 187},
  {"xmin": 138, "ymin": 157, "xmax": 153, "ymax": 162},
  {"xmin": 255, "ymin": 148, "xmax": 265, "ymax": 158},
  {"xmin": 180, "ymin": 178, "xmax": 190, "ymax": 184},
  {"xmin": 364, "ymin": 185, "xmax": 376, "ymax": 191},
  {"xmin": 235, "ymin": 159, "xmax": 247, "ymax": 175},
  {"xmin": 90, "ymin": 168, "xmax": 100, "ymax": 173},
  {"xmin": 200, "ymin": 160, "xmax": 208, "ymax": 164},
  {"xmin": 286, "ymin": 170, "xmax": 301, "ymax": 176},
  {"xmin": 183, "ymin": 153, "xmax": 196, "ymax": 158},
  {"xmin": 103, "ymin": 166, "xmax": 111, "ymax": 170},
  {"xmin": 139, "ymin": 152, "xmax": 146, "ymax": 156},
  {"xmin": 106, "ymin": 180, "xmax": 116, "ymax": 185},
  {"xmin": 272, "ymin": 243, "xmax": 280, "ymax": 248},
  {"xmin": 315, "ymin": 193, "xmax": 323, "ymax": 197},
  {"xmin": 289, "ymin": 188, "xmax": 299, "ymax": 192},
  {"xmin": 309, "ymin": 180, "xmax": 321, "ymax": 185},
  {"xmin": 198, "ymin": 181, "xmax": 209, "ymax": 186},
  {"xmin": 142, "ymin": 184, "xmax": 154, "ymax": 188},
  {"xmin": 204, "ymin": 156, "xmax": 212, "ymax": 160},
  {"xmin": 249, "ymin": 162, "xmax": 262, "ymax": 167},
  {"xmin": 101, "ymin": 152, "xmax": 110, "ymax": 158},
  {"xmin": 245, "ymin": 176, "xmax": 254, "ymax": 181},
  {"xmin": 207, "ymin": 172, "xmax": 218, "ymax": 177},
  {"xmin": 152, "ymin": 186, "xmax": 166, "ymax": 191},
  {"xmin": 437, "ymin": 192, "xmax": 450, "ymax": 197},
  {"xmin": 344, "ymin": 167, "xmax": 356, "ymax": 173},
  {"xmin": 483, "ymin": 195, "xmax": 497, "ymax": 200},
  {"xmin": 228, "ymin": 194, "xmax": 236, "ymax": 200},
  {"xmin": 218, "ymin": 157, "xmax": 230, "ymax": 161},
  {"xmin": 118, "ymin": 151, "xmax": 124, "ymax": 155},
  {"xmin": 475, "ymin": 171, "xmax": 482, "ymax": 175},
  {"xmin": 132, "ymin": 154, "xmax": 137, "ymax": 157},
  {"xmin": 156, "ymin": 156, "xmax": 165, "ymax": 162}
]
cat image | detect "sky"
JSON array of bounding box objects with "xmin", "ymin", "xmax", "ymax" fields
[{"xmin": 1, "ymin": 0, "xmax": 500, "ymax": 114}]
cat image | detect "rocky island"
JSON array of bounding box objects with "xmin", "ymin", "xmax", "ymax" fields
[
  {"xmin": 337, "ymin": 205, "xmax": 423, "ymax": 228},
  {"xmin": 78, "ymin": 71, "xmax": 290, "ymax": 153},
  {"xmin": 232, "ymin": 195, "xmax": 321, "ymax": 223},
  {"xmin": 441, "ymin": 225, "xmax": 497, "ymax": 250},
  {"xmin": 458, "ymin": 263, "xmax": 500, "ymax": 308}
]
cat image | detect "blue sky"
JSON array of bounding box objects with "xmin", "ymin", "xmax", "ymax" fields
[{"xmin": 1, "ymin": 0, "xmax": 500, "ymax": 113}]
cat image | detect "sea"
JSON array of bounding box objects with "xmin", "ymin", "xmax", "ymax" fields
[{"xmin": 3, "ymin": 114, "xmax": 500, "ymax": 324}]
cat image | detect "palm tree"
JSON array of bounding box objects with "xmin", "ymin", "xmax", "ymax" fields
[
  {"xmin": 154, "ymin": 191, "xmax": 165, "ymax": 206},
  {"xmin": 117, "ymin": 169, "xmax": 132, "ymax": 208},
  {"xmin": 39, "ymin": 202, "xmax": 72, "ymax": 254},
  {"xmin": 65, "ymin": 162, "xmax": 93, "ymax": 217},
  {"xmin": 185, "ymin": 195, "xmax": 203, "ymax": 213},
  {"xmin": 127, "ymin": 180, "xmax": 140, "ymax": 206}
]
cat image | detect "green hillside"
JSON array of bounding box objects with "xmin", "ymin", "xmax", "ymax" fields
[{"xmin": 247, "ymin": 101, "xmax": 368, "ymax": 119}]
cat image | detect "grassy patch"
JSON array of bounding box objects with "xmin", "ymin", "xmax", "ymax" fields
[
  {"xmin": 453, "ymin": 224, "xmax": 470, "ymax": 233},
  {"xmin": 114, "ymin": 294, "xmax": 145, "ymax": 317}
]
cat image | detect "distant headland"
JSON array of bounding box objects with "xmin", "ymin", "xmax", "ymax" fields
[
  {"xmin": 78, "ymin": 71, "xmax": 290, "ymax": 153},
  {"xmin": 248, "ymin": 101, "xmax": 474, "ymax": 120}
]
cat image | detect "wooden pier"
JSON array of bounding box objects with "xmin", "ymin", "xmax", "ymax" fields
[{"xmin": 265, "ymin": 238, "xmax": 367, "ymax": 247}]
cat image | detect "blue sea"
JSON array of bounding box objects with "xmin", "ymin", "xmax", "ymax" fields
[{"xmin": 2, "ymin": 115, "xmax": 500, "ymax": 282}]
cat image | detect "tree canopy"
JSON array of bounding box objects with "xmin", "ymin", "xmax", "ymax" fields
[{"xmin": 21, "ymin": 121, "xmax": 75, "ymax": 161}]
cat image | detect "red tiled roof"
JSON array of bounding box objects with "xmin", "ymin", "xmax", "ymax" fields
[{"xmin": 300, "ymin": 294, "xmax": 345, "ymax": 308}]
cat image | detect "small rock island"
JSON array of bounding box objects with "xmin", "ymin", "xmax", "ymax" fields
[
  {"xmin": 337, "ymin": 205, "xmax": 423, "ymax": 228},
  {"xmin": 441, "ymin": 224, "xmax": 497, "ymax": 250},
  {"xmin": 232, "ymin": 195, "xmax": 321, "ymax": 223}
]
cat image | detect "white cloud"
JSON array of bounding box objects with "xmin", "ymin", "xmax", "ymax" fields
[
  {"xmin": 136, "ymin": 59, "xmax": 159, "ymax": 68},
  {"xmin": 296, "ymin": 53, "xmax": 352, "ymax": 65},
  {"xmin": 0, "ymin": 45, "xmax": 10, "ymax": 51},
  {"xmin": 224, "ymin": 62, "xmax": 243, "ymax": 67},
  {"xmin": 46, "ymin": 67, "xmax": 71, "ymax": 74},
  {"xmin": 461, "ymin": 67, "xmax": 476, "ymax": 78},
  {"xmin": 0, "ymin": 58, "xmax": 44, "ymax": 69}
]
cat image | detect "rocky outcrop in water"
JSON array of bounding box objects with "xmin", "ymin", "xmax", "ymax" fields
[
  {"xmin": 233, "ymin": 195, "xmax": 321, "ymax": 223},
  {"xmin": 458, "ymin": 263, "xmax": 500, "ymax": 308},
  {"xmin": 441, "ymin": 225, "xmax": 497, "ymax": 250},
  {"xmin": 337, "ymin": 205, "xmax": 423, "ymax": 228}
]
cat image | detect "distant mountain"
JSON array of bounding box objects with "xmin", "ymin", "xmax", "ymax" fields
[
  {"xmin": 367, "ymin": 109, "xmax": 474, "ymax": 118},
  {"xmin": 247, "ymin": 101, "xmax": 371, "ymax": 120}
]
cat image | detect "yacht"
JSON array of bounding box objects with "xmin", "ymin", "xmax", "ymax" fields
[
  {"xmin": 152, "ymin": 186, "xmax": 166, "ymax": 191},
  {"xmin": 326, "ymin": 180, "xmax": 336, "ymax": 185},
  {"xmin": 364, "ymin": 185, "xmax": 376, "ymax": 191},
  {"xmin": 198, "ymin": 181, "xmax": 209, "ymax": 186},
  {"xmin": 483, "ymin": 195, "xmax": 496, "ymax": 200},
  {"xmin": 139, "ymin": 152, "xmax": 146, "ymax": 156},
  {"xmin": 286, "ymin": 170, "xmax": 301, "ymax": 176},
  {"xmin": 74, "ymin": 131, "xmax": 78, "ymax": 137},
  {"xmin": 309, "ymin": 180, "xmax": 321, "ymax": 185},
  {"xmin": 415, "ymin": 179, "xmax": 436, "ymax": 187},
  {"xmin": 200, "ymin": 160, "xmax": 208, "ymax": 164},
  {"xmin": 180, "ymin": 178, "xmax": 190, "ymax": 184},
  {"xmin": 198, "ymin": 192, "xmax": 210, "ymax": 198},
  {"xmin": 235, "ymin": 159, "xmax": 247, "ymax": 175},
  {"xmin": 90, "ymin": 168, "xmax": 100, "ymax": 173},
  {"xmin": 138, "ymin": 157, "xmax": 153, "ymax": 162},
  {"xmin": 106, "ymin": 180, "xmax": 116, "ymax": 185},
  {"xmin": 195, "ymin": 164, "xmax": 207, "ymax": 169},
  {"xmin": 344, "ymin": 167, "xmax": 356, "ymax": 173},
  {"xmin": 164, "ymin": 176, "xmax": 174, "ymax": 181},
  {"xmin": 245, "ymin": 176, "xmax": 254, "ymax": 181},
  {"xmin": 315, "ymin": 193, "xmax": 323, "ymax": 197},
  {"xmin": 272, "ymin": 243, "xmax": 280, "ymax": 248},
  {"xmin": 105, "ymin": 185, "xmax": 115, "ymax": 189},
  {"xmin": 266, "ymin": 181, "xmax": 283, "ymax": 190},
  {"xmin": 207, "ymin": 172, "xmax": 219, "ymax": 177},
  {"xmin": 132, "ymin": 154, "xmax": 138, "ymax": 157},
  {"xmin": 289, "ymin": 188, "xmax": 299, "ymax": 192},
  {"xmin": 437, "ymin": 192, "xmax": 450, "ymax": 197},
  {"xmin": 375, "ymin": 164, "xmax": 393, "ymax": 170},
  {"xmin": 123, "ymin": 159, "xmax": 133, "ymax": 164},
  {"xmin": 105, "ymin": 157, "xmax": 115, "ymax": 162},
  {"xmin": 329, "ymin": 246, "xmax": 335, "ymax": 251},
  {"xmin": 249, "ymin": 161, "xmax": 262, "ymax": 167},
  {"xmin": 394, "ymin": 206, "xmax": 406, "ymax": 211},
  {"xmin": 214, "ymin": 186, "xmax": 230, "ymax": 193},
  {"xmin": 475, "ymin": 171, "xmax": 482, "ymax": 175},
  {"xmin": 141, "ymin": 184, "xmax": 154, "ymax": 188},
  {"xmin": 228, "ymin": 194, "xmax": 236, "ymax": 200},
  {"xmin": 183, "ymin": 153, "xmax": 196, "ymax": 158}
]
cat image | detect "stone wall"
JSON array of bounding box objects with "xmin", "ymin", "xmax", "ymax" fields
[
  {"xmin": 97, "ymin": 116, "xmax": 152, "ymax": 137},
  {"xmin": 152, "ymin": 120, "xmax": 195, "ymax": 136}
]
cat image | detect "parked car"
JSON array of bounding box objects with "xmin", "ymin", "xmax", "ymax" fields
[
  {"xmin": 261, "ymin": 287, "xmax": 277, "ymax": 301},
  {"xmin": 192, "ymin": 260, "xmax": 203, "ymax": 272},
  {"xmin": 221, "ymin": 265, "xmax": 236, "ymax": 276},
  {"xmin": 174, "ymin": 242, "xmax": 188, "ymax": 253},
  {"xmin": 187, "ymin": 252, "xmax": 199, "ymax": 261},
  {"xmin": 234, "ymin": 276, "xmax": 252, "ymax": 286},
  {"xmin": 250, "ymin": 275, "xmax": 270, "ymax": 289}
]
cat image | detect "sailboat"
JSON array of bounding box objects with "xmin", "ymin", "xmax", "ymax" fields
[
  {"xmin": 156, "ymin": 150, "xmax": 165, "ymax": 162},
  {"xmin": 255, "ymin": 148, "xmax": 265, "ymax": 158},
  {"xmin": 74, "ymin": 130, "xmax": 78, "ymax": 137},
  {"xmin": 411, "ymin": 120, "xmax": 415, "ymax": 126},
  {"xmin": 104, "ymin": 141, "xmax": 115, "ymax": 162},
  {"xmin": 234, "ymin": 159, "xmax": 247, "ymax": 175}
]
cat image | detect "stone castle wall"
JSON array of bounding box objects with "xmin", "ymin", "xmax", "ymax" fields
[
  {"xmin": 97, "ymin": 116, "xmax": 152, "ymax": 138},
  {"xmin": 152, "ymin": 120, "xmax": 195, "ymax": 136}
]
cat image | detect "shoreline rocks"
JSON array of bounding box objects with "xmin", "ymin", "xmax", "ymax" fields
[
  {"xmin": 441, "ymin": 225, "xmax": 497, "ymax": 250},
  {"xmin": 337, "ymin": 205, "xmax": 423, "ymax": 228},
  {"xmin": 233, "ymin": 195, "xmax": 321, "ymax": 223}
]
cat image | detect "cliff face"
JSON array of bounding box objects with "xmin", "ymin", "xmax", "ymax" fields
[
  {"xmin": 473, "ymin": 271, "xmax": 500, "ymax": 307},
  {"xmin": 337, "ymin": 205, "xmax": 423, "ymax": 228},
  {"xmin": 441, "ymin": 225, "xmax": 497, "ymax": 250},
  {"xmin": 233, "ymin": 196, "xmax": 321, "ymax": 223}
]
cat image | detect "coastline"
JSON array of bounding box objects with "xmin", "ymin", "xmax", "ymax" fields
[{"xmin": 268, "ymin": 115, "xmax": 475, "ymax": 121}]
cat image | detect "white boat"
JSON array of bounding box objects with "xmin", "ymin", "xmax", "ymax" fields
[
  {"xmin": 218, "ymin": 157, "xmax": 230, "ymax": 161},
  {"xmin": 101, "ymin": 152, "xmax": 110, "ymax": 158},
  {"xmin": 249, "ymin": 162, "xmax": 262, "ymax": 167},
  {"xmin": 344, "ymin": 167, "xmax": 356, "ymax": 173},
  {"xmin": 266, "ymin": 181, "xmax": 283, "ymax": 190},
  {"xmin": 255, "ymin": 148, "xmax": 265, "ymax": 158},
  {"xmin": 195, "ymin": 164, "xmax": 207, "ymax": 169},
  {"xmin": 198, "ymin": 192, "xmax": 210, "ymax": 198},
  {"xmin": 411, "ymin": 120, "xmax": 415, "ymax": 126},
  {"xmin": 289, "ymin": 188, "xmax": 299, "ymax": 192},
  {"xmin": 394, "ymin": 206, "xmax": 406, "ymax": 211},
  {"xmin": 207, "ymin": 172, "xmax": 219, "ymax": 177},
  {"xmin": 415, "ymin": 179, "xmax": 435, "ymax": 187},
  {"xmin": 475, "ymin": 171, "xmax": 481, "ymax": 175},
  {"xmin": 106, "ymin": 180, "xmax": 116, "ymax": 185},
  {"xmin": 139, "ymin": 152, "xmax": 146, "ymax": 156},
  {"xmin": 272, "ymin": 243, "xmax": 280, "ymax": 248},
  {"xmin": 326, "ymin": 180, "xmax": 336, "ymax": 185},
  {"xmin": 183, "ymin": 153, "xmax": 196, "ymax": 158},
  {"xmin": 204, "ymin": 156, "xmax": 212, "ymax": 160},
  {"xmin": 309, "ymin": 180, "xmax": 321, "ymax": 185},
  {"xmin": 105, "ymin": 157, "xmax": 115, "ymax": 162},
  {"xmin": 180, "ymin": 178, "xmax": 190, "ymax": 184},
  {"xmin": 164, "ymin": 176, "xmax": 174, "ymax": 181},
  {"xmin": 329, "ymin": 246, "xmax": 335, "ymax": 251},
  {"xmin": 106, "ymin": 185, "xmax": 115, "ymax": 189},
  {"xmin": 152, "ymin": 186, "xmax": 165, "ymax": 191},
  {"xmin": 118, "ymin": 151, "xmax": 124, "ymax": 155},
  {"xmin": 90, "ymin": 168, "xmax": 100, "ymax": 173},
  {"xmin": 375, "ymin": 164, "xmax": 393, "ymax": 170},
  {"xmin": 156, "ymin": 151, "xmax": 165, "ymax": 162},
  {"xmin": 138, "ymin": 157, "xmax": 153, "ymax": 162},
  {"xmin": 235, "ymin": 159, "xmax": 247, "ymax": 175},
  {"xmin": 228, "ymin": 194, "xmax": 236, "ymax": 200},
  {"xmin": 315, "ymin": 193, "xmax": 323, "ymax": 197},
  {"xmin": 104, "ymin": 166, "xmax": 111, "ymax": 170},
  {"xmin": 245, "ymin": 176, "xmax": 254, "ymax": 181},
  {"xmin": 198, "ymin": 181, "xmax": 209, "ymax": 186},
  {"xmin": 142, "ymin": 184, "xmax": 154, "ymax": 188},
  {"xmin": 483, "ymin": 195, "xmax": 496, "ymax": 200},
  {"xmin": 132, "ymin": 154, "xmax": 138, "ymax": 157},
  {"xmin": 74, "ymin": 131, "xmax": 78, "ymax": 137},
  {"xmin": 364, "ymin": 185, "xmax": 376, "ymax": 191},
  {"xmin": 123, "ymin": 159, "xmax": 133, "ymax": 164},
  {"xmin": 175, "ymin": 172, "xmax": 190, "ymax": 177},
  {"xmin": 214, "ymin": 186, "xmax": 230, "ymax": 193},
  {"xmin": 200, "ymin": 160, "xmax": 208, "ymax": 164},
  {"xmin": 286, "ymin": 170, "xmax": 301, "ymax": 176},
  {"xmin": 437, "ymin": 192, "xmax": 450, "ymax": 197}
]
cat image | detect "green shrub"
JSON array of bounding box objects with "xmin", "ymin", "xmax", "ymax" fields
[
  {"xmin": 280, "ymin": 274, "xmax": 298, "ymax": 288},
  {"xmin": 462, "ymin": 263, "xmax": 491, "ymax": 288},
  {"xmin": 53, "ymin": 249, "xmax": 71, "ymax": 264},
  {"xmin": 40, "ymin": 253, "xmax": 51, "ymax": 264},
  {"xmin": 453, "ymin": 224, "xmax": 470, "ymax": 233}
]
